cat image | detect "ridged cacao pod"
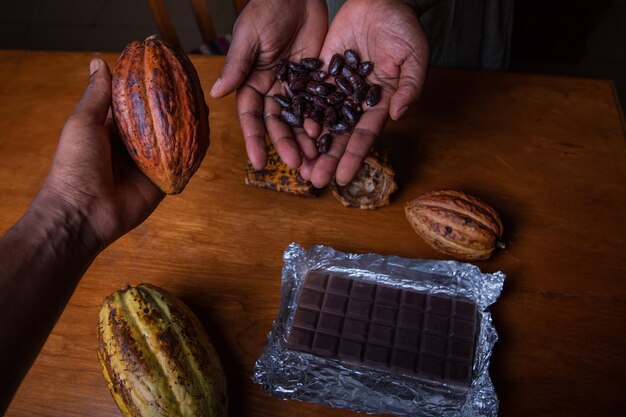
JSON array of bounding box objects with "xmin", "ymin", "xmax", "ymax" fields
[
  {"xmin": 97, "ymin": 283, "xmax": 227, "ymax": 417},
  {"xmin": 405, "ymin": 190, "xmax": 504, "ymax": 260},
  {"xmin": 112, "ymin": 36, "xmax": 210, "ymax": 194}
]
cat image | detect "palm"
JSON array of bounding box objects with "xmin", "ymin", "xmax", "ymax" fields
[
  {"xmin": 228, "ymin": 0, "xmax": 328, "ymax": 169},
  {"xmin": 47, "ymin": 115, "xmax": 163, "ymax": 247},
  {"xmin": 300, "ymin": 0, "xmax": 429, "ymax": 187}
]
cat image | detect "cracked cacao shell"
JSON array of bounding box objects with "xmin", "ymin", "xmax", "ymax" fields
[
  {"xmin": 332, "ymin": 146, "xmax": 397, "ymax": 209},
  {"xmin": 405, "ymin": 190, "xmax": 504, "ymax": 260},
  {"xmin": 112, "ymin": 36, "xmax": 210, "ymax": 194}
]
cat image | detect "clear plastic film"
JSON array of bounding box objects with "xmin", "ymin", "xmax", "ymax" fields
[{"xmin": 253, "ymin": 243, "xmax": 505, "ymax": 416}]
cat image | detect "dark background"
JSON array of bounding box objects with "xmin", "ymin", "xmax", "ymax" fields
[{"xmin": 1, "ymin": 0, "xmax": 625, "ymax": 114}]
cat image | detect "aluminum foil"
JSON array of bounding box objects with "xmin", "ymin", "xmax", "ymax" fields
[{"xmin": 253, "ymin": 243, "xmax": 505, "ymax": 416}]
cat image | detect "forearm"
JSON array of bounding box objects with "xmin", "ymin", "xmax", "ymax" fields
[{"xmin": 0, "ymin": 189, "xmax": 101, "ymax": 414}]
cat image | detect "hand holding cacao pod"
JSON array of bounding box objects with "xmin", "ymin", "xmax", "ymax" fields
[
  {"xmin": 97, "ymin": 284, "xmax": 228, "ymax": 417},
  {"xmin": 112, "ymin": 36, "xmax": 210, "ymax": 194},
  {"xmin": 405, "ymin": 190, "xmax": 505, "ymax": 260}
]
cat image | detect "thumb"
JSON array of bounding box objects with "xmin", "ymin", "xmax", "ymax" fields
[
  {"xmin": 71, "ymin": 58, "xmax": 112, "ymax": 124},
  {"xmin": 389, "ymin": 56, "xmax": 427, "ymax": 121},
  {"xmin": 210, "ymin": 25, "xmax": 259, "ymax": 98}
]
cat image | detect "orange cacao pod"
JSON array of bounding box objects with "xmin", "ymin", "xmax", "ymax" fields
[
  {"xmin": 112, "ymin": 36, "xmax": 210, "ymax": 194},
  {"xmin": 405, "ymin": 190, "xmax": 504, "ymax": 260}
]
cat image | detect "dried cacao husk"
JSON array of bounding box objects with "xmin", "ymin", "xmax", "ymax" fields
[
  {"xmin": 244, "ymin": 144, "xmax": 318, "ymax": 197},
  {"xmin": 331, "ymin": 146, "xmax": 397, "ymax": 209}
]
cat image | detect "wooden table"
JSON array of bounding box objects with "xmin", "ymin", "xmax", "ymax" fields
[{"xmin": 1, "ymin": 50, "xmax": 625, "ymax": 417}]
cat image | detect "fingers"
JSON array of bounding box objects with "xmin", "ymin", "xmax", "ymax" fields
[
  {"xmin": 335, "ymin": 105, "xmax": 387, "ymax": 184},
  {"xmin": 303, "ymin": 101, "xmax": 388, "ymax": 187},
  {"xmin": 308, "ymin": 133, "xmax": 350, "ymax": 188},
  {"xmin": 389, "ymin": 43, "xmax": 429, "ymax": 120},
  {"xmin": 70, "ymin": 58, "xmax": 112, "ymax": 125},
  {"xmin": 237, "ymin": 84, "xmax": 270, "ymax": 169},
  {"xmin": 210, "ymin": 22, "xmax": 259, "ymax": 98}
]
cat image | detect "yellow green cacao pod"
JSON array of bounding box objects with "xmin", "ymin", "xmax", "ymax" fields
[{"xmin": 97, "ymin": 283, "xmax": 227, "ymax": 417}]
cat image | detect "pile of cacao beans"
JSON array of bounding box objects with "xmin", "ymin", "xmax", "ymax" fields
[{"xmin": 273, "ymin": 49, "xmax": 381, "ymax": 154}]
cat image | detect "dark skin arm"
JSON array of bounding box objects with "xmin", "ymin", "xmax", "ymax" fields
[{"xmin": 0, "ymin": 59, "xmax": 164, "ymax": 414}]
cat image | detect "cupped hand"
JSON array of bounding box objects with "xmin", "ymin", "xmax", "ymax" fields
[
  {"xmin": 40, "ymin": 59, "xmax": 164, "ymax": 250},
  {"xmin": 300, "ymin": 0, "xmax": 430, "ymax": 187},
  {"xmin": 210, "ymin": 0, "xmax": 328, "ymax": 170}
]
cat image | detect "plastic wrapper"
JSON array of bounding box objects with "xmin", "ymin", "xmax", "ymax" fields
[{"xmin": 253, "ymin": 243, "xmax": 505, "ymax": 416}]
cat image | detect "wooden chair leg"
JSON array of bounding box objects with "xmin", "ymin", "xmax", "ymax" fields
[
  {"xmin": 189, "ymin": 0, "xmax": 218, "ymax": 44},
  {"xmin": 146, "ymin": 0, "xmax": 182, "ymax": 49}
]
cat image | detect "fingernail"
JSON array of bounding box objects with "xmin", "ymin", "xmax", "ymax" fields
[
  {"xmin": 89, "ymin": 58, "xmax": 101, "ymax": 75},
  {"xmin": 210, "ymin": 78, "xmax": 222, "ymax": 97},
  {"xmin": 396, "ymin": 106, "xmax": 409, "ymax": 120}
]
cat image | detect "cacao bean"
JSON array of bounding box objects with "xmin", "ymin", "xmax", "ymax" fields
[
  {"xmin": 292, "ymin": 95, "xmax": 306, "ymax": 117},
  {"xmin": 302, "ymin": 102, "xmax": 313, "ymax": 119},
  {"xmin": 300, "ymin": 57, "xmax": 323, "ymax": 70},
  {"xmin": 341, "ymin": 65, "xmax": 354, "ymax": 78},
  {"xmin": 273, "ymin": 94, "xmax": 291, "ymax": 108},
  {"xmin": 288, "ymin": 62, "xmax": 307, "ymax": 73},
  {"xmin": 312, "ymin": 95, "xmax": 328, "ymax": 108},
  {"xmin": 310, "ymin": 106, "xmax": 325, "ymax": 123},
  {"xmin": 357, "ymin": 61, "xmax": 374, "ymax": 77},
  {"xmin": 288, "ymin": 72, "xmax": 307, "ymax": 91},
  {"xmin": 329, "ymin": 54, "xmax": 344, "ymax": 76},
  {"xmin": 335, "ymin": 76, "xmax": 354, "ymax": 95},
  {"xmin": 281, "ymin": 108, "xmax": 303, "ymax": 127},
  {"xmin": 329, "ymin": 121, "xmax": 350, "ymax": 134},
  {"xmin": 344, "ymin": 49, "xmax": 359, "ymax": 69},
  {"xmin": 305, "ymin": 82, "xmax": 319, "ymax": 95},
  {"xmin": 275, "ymin": 59, "xmax": 289, "ymax": 82},
  {"xmin": 310, "ymin": 70, "xmax": 329, "ymax": 82},
  {"xmin": 353, "ymin": 84, "xmax": 370, "ymax": 105},
  {"xmin": 340, "ymin": 105, "xmax": 358, "ymax": 126},
  {"xmin": 327, "ymin": 91, "xmax": 346, "ymax": 106},
  {"xmin": 312, "ymin": 82, "xmax": 336, "ymax": 96},
  {"xmin": 317, "ymin": 133, "xmax": 332, "ymax": 154},
  {"xmin": 365, "ymin": 84, "xmax": 382, "ymax": 107},
  {"xmin": 348, "ymin": 74, "xmax": 365, "ymax": 90},
  {"xmin": 324, "ymin": 106, "xmax": 337, "ymax": 127}
]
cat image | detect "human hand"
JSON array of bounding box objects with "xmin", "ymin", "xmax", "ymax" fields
[
  {"xmin": 210, "ymin": 0, "xmax": 328, "ymax": 170},
  {"xmin": 299, "ymin": 0, "xmax": 430, "ymax": 187},
  {"xmin": 38, "ymin": 58, "xmax": 164, "ymax": 251}
]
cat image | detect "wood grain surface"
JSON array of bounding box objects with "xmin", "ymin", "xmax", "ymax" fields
[{"xmin": 0, "ymin": 50, "xmax": 625, "ymax": 417}]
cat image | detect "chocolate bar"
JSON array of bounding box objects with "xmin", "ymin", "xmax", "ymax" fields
[{"xmin": 287, "ymin": 271, "xmax": 479, "ymax": 388}]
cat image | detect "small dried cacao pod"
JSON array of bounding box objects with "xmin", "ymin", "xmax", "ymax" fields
[
  {"xmin": 97, "ymin": 283, "xmax": 228, "ymax": 417},
  {"xmin": 332, "ymin": 146, "xmax": 397, "ymax": 209},
  {"xmin": 112, "ymin": 36, "xmax": 210, "ymax": 194},
  {"xmin": 405, "ymin": 190, "xmax": 504, "ymax": 260}
]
